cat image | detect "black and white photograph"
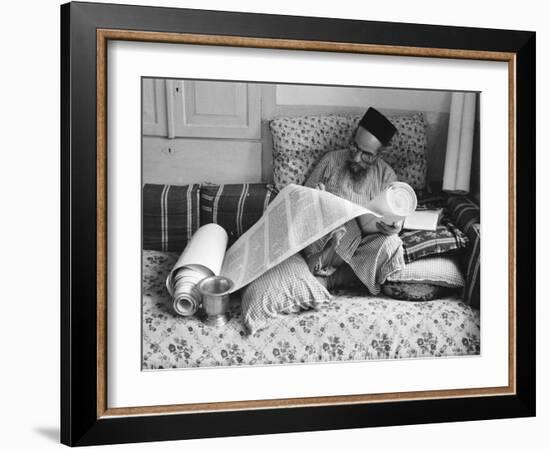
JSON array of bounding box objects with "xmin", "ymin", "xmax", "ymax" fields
[{"xmin": 141, "ymin": 79, "xmax": 481, "ymax": 370}]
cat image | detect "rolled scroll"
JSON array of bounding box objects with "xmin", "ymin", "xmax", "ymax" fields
[
  {"xmin": 359, "ymin": 182, "xmax": 418, "ymax": 233},
  {"xmin": 166, "ymin": 223, "xmax": 228, "ymax": 316}
]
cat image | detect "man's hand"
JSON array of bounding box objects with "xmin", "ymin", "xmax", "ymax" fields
[
  {"xmin": 314, "ymin": 182, "xmax": 326, "ymax": 191},
  {"xmin": 375, "ymin": 220, "xmax": 402, "ymax": 236}
]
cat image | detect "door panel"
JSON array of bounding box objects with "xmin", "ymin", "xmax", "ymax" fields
[
  {"xmin": 142, "ymin": 78, "xmax": 167, "ymax": 136},
  {"xmin": 172, "ymin": 81, "xmax": 261, "ymax": 139}
]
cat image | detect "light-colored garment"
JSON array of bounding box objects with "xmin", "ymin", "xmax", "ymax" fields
[
  {"xmin": 304, "ymin": 149, "xmax": 398, "ymax": 207},
  {"xmin": 304, "ymin": 149, "xmax": 404, "ymax": 294}
]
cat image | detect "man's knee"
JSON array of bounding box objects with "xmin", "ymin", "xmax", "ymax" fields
[
  {"xmin": 354, "ymin": 233, "xmax": 403, "ymax": 259},
  {"xmin": 385, "ymin": 234, "xmax": 402, "ymax": 245},
  {"xmin": 358, "ymin": 232, "xmax": 400, "ymax": 245}
]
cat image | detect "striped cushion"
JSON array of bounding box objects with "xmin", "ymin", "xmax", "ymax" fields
[
  {"xmin": 241, "ymin": 253, "xmax": 332, "ymax": 335},
  {"xmin": 416, "ymin": 194, "xmax": 446, "ymax": 208},
  {"xmin": 447, "ymin": 195, "xmax": 480, "ymax": 308},
  {"xmin": 200, "ymin": 183, "xmax": 277, "ymax": 247},
  {"xmin": 142, "ymin": 184, "xmax": 200, "ymax": 252},
  {"xmin": 400, "ymin": 218, "xmax": 469, "ymax": 263},
  {"xmin": 463, "ymin": 223, "xmax": 480, "ymax": 309},
  {"xmin": 447, "ymin": 195, "xmax": 480, "ymax": 234}
]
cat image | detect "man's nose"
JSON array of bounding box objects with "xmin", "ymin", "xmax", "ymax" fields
[{"xmin": 353, "ymin": 151, "xmax": 362, "ymax": 163}]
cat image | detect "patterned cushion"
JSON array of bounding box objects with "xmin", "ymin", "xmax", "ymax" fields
[
  {"xmin": 241, "ymin": 253, "xmax": 332, "ymax": 335},
  {"xmin": 200, "ymin": 183, "xmax": 277, "ymax": 247},
  {"xmin": 269, "ymin": 112, "xmax": 428, "ymax": 191},
  {"xmin": 400, "ymin": 217, "xmax": 469, "ymax": 263},
  {"xmin": 387, "ymin": 256, "xmax": 465, "ymax": 288},
  {"xmin": 143, "ymin": 183, "xmax": 200, "ymax": 252},
  {"xmin": 382, "ymin": 282, "xmax": 458, "ymax": 301},
  {"xmin": 447, "ymin": 195, "xmax": 480, "ymax": 308}
]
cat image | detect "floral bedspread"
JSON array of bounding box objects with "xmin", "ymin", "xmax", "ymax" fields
[{"xmin": 143, "ymin": 250, "xmax": 480, "ymax": 370}]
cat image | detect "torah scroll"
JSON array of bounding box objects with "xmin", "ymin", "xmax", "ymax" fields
[{"xmin": 166, "ymin": 182, "xmax": 416, "ymax": 309}]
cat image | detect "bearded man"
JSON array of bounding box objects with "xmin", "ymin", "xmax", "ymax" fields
[{"xmin": 303, "ymin": 107, "xmax": 405, "ymax": 294}]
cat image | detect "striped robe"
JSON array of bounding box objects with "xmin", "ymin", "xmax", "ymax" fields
[{"xmin": 303, "ymin": 149, "xmax": 405, "ymax": 294}]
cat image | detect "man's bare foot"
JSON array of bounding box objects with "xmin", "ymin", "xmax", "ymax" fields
[
  {"xmin": 315, "ymin": 182, "xmax": 326, "ymax": 191},
  {"xmin": 314, "ymin": 275, "xmax": 329, "ymax": 289},
  {"xmin": 305, "ymin": 226, "xmax": 346, "ymax": 276},
  {"xmin": 325, "ymin": 264, "xmax": 362, "ymax": 291}
]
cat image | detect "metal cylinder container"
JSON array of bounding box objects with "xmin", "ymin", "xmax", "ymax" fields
[{"xmin": 198, "ymin": 275, "xmax": 234, "ymax": 326}]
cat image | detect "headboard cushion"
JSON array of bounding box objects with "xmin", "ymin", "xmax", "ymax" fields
[{"xmin": 269, "ymin": 112, "xmax": 428, "ymax": 191}]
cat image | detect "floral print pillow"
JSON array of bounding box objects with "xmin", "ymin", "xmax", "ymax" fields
[{"xmin": 269, "ymin": 113, "xmax": 428, "ymax": 191}]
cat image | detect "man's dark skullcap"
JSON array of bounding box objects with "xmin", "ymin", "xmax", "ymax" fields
[{"xmin": 358, "ymin": 107, "xmax": 398, "ymax": 146}]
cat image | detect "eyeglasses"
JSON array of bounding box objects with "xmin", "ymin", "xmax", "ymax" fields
[{"xmin": 350, "ymin": 141, "xmax": 379, "ymax": 163}]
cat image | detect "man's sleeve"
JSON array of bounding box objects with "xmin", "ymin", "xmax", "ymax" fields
[
  {"xmin": 304, "ymin": 154, "xmax": 329, "ymax": 188},
  {"xmin": 381, "ymin": 162, "xmax": 398, "ymax": 189}
]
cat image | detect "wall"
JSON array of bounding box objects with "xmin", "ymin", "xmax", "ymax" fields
[
  {"xmin": 143, "ymin": 82, "xmax": 456, "ymax": 186},
  {"xmin": 275, "ymin": 84, "xmax": 451, "ymax": 110}
]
